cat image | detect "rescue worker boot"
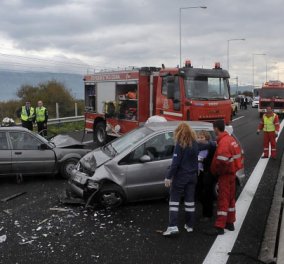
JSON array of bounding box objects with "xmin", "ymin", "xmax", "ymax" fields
[
  {"xmin": 204, "ymin": 227, "xmax": 224, "ymax": 236},
  {"xmin": 184, "ymin": 224, "xmax": 193, "ymax": 233},
  {"xmin": 163, "ymin": 226, "xmax": 179, "ymax": 236},
  {"xmin": 225, "ymin": 223, "xmax": 235, "ymax": 231}
]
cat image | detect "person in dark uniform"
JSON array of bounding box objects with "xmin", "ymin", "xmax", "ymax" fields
[
  {"xmin": 16, "ymin": 101, "xmax": 35, "ymax": 131},
  {"xmin": 196, "ymin": 130, "xmax": 217, "ymax": 221},
  {"xmin": 163, "ymin": 122, "xmax": 199, "ymax": 236}
]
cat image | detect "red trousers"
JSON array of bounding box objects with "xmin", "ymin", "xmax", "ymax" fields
[
  {"xmin": 215, "ymin": 174, "xmax": 236, "ymax": 229},
  {"xmin": 263, "ymin": 131, "xmax": 276, "ymax": 158}
]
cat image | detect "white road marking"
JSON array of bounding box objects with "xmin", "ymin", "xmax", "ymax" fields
[
  {"xmin": 232, "ymin": 116, "xmax": 244, "ymax": 122},
  {"xmin": 203, "ymin": 119, "xmax": 284, "ymax": 264}
]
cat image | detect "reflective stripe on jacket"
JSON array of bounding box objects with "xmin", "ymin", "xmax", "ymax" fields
[
  {"xmin": 36, "ymin": 106, "xmax": 47, "ymax": 122},
  {"xmin": 21, "ymin": 106, "xmax": 35, "ymax": 121},
  {"xmin": 258, "ymin": 113, "xmax": 280, "ymax": 132},
  {"xmin": 211, "ymin": 131, "xmax": 242, "ymax": 176}
]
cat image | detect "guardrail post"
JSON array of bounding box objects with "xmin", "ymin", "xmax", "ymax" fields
[
  {"xmin": 56, "ymin": 103, "xmax": 59, "ymax": 119},
  {"xmin": 75, "ymin": 102, "xmax": 78, "ymax": 117}
]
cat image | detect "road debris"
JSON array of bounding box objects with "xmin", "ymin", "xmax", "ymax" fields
[
  {"xmin": 0, "ymin": 235, "xmax": 7, "ymax": 243},
  {"xmin": 38, "ymin": 218, "xmax": 49, "ymax": 225},
  {"xmin": 74, "ymin": 230, "xmax": 84, "ymax": 236},
  {"xmin": 3, "ymin": 209, "xmax": 12, "ymax": 216},
  {"xmin": 19, "ymin": 240, "xmax": 34, "ymax": 245},
  {"xmin": 1, "ymin": 192, "xmax": 27, "ymax": 202},
  {"xmin": 49, "ymin": 207, "xmax": 72, "ymax": 212}
]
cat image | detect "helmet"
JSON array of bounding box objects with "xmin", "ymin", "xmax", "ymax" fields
[{"xmin": 1, "ymin": 117, "xmax": 15, "ymax": 127}]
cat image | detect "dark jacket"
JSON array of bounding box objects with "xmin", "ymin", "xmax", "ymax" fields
[
  {"xmin": 167, "ymin": 141, "xmax": 199, "ymax": 180},
  {"xmin": 198, "ymin": 141, "xmax": 217, "ymax": 172}
]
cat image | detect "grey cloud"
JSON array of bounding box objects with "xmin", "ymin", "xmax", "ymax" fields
[{"xmin": 0, "ymin": 0, "xmax": 283, "ymax": 84}]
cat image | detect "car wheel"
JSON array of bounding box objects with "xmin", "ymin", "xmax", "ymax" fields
[
  {"xmin": 93, "ymin": 122, "xmax": 107, "ymax": 146},
  {"xmin": 60, "ymin": 158, "xmax": 79, "ymax": 179},
  {"xmin": 97, "ymin": 184, "xmax": 125, "ymax": 208}
]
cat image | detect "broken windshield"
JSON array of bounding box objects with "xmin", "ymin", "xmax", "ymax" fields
[{"xmin": 184, "ymin": 77, "xmax": 229, "ymax": 100}]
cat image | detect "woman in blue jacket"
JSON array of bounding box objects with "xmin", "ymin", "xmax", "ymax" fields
[{"xmin": 163, "ymin": 122, "xmax": 199, "ymax": 236}]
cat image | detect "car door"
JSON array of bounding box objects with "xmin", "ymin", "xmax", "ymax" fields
[
  {"xmin": 8, "ymin": 131, "xmax": 56, "ymax": 175},
  {"xmin": 122, "ymin": 131, "xmax": 175, "ymax": 201},
  {"xmin": 0, "ymin": 131, "xmax": 12, "ymax": 175}
]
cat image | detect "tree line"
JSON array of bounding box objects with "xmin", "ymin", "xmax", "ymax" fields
[{"xmin": 0, "ymin": 80, "xmax": 84, "ymax": 121}]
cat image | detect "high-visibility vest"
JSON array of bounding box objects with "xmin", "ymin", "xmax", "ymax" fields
[
  {"xmin": 21, "ymin": 106, "xmax": 35, "ymax": 121},
  {"xmin": 263, "ymin": 114, "xmax": 276, "ymax": 132},
  {"xmin": 36, "ymin": 106, "xmax": 47, "ymax": 122}
]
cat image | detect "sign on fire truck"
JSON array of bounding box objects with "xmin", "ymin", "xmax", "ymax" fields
[{"xmin": 83, "ymin": 61, "xmax": 232, "ymax": 145}]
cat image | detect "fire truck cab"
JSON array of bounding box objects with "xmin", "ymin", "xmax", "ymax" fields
[
  {"xmin": 84, "ymin": 62, "xmax": 232, "ymax": 145},
  {"xmin": 259, "ymin": 80, "xmax": 284, "ymax": 117}
]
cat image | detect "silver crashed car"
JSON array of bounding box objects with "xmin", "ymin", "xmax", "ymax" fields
[
  {"xmin": 0, "ymin": 127, "xmax": 91, "ymax": 179},
  {"xmin": 68, "ymin": 121, "xmax": 245, "ymax": 208}
]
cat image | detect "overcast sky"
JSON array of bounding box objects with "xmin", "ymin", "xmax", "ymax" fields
[{"xmin": 0, "ymin": 0, "xmax": 283, "ymax": 87}]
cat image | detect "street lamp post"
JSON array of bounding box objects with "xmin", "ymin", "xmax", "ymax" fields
[
  {"xmin": 179, "ymin": 6, "xmax": 207, "ymax": 67},
  {"xmin": 252, "ymin": 53, "xmax": 266, "ymax": 90},
  {"xmin": 227, "ymin": 38, "xmax": 245, "ymax": 73}
]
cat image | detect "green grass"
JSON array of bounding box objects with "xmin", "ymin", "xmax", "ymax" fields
[{"xmin": 48, "ymin": 121, "xmax": 85, "ymax": 135}]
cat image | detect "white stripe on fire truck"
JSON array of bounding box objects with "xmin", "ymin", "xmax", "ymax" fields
[{"xmin": 163, "ymin": 111, "xmax": 183, "ymax": 117}]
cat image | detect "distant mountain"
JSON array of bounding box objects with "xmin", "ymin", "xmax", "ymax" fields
[{"xmin": 0, "ymin": 71, "xmax": 84, "ymax": 101}]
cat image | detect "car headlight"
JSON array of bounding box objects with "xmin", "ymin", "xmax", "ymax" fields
[{"xmin": 87, "ymin": 180, "xmax": 99, "ymax": 190}]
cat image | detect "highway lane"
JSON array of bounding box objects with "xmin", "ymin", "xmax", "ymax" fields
[{"xmin": 0, "ymin": 107, "xmax": 279, "ymax": 264}]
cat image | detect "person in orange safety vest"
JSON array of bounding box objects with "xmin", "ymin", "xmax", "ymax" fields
[
  {"xmin": 206, "ymin": 119, "xmax": 243, "ymax": 236},
  {"xmin": 257, "ymin": 106, "xmax": 280, "ymax": 159}
]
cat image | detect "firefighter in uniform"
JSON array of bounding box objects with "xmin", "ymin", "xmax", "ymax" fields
[
  {"xmin": 163, "ymin": 123, "xmax": 199, "ymax": 236},
  {"xmin": 36, "ymin": 100, "xmax": 48, "ymax": 137},
  {"xmin": 16, "ymin": 101, "xmax": 35, "ymax": 131},
  {"xmin": 257, "ymin": 106, "xmax": 280, "ymax": 159},
  {"xmin": 207, "ymin": 119, "xmax": 243, "ymax": 235}
]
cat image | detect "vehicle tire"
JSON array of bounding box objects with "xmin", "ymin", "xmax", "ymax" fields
[
  {"xmin": 60, "ymin": 158, "xmax": 79, "ymax": 179},
  {"xmin": 97, "ymin": 184, "xmax": 125, "ymax": 208},
  {"xmin": 93, "ymin": 122, "xmax": 107, "ymax": 146}
]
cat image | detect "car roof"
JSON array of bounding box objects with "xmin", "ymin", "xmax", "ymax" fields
[
  {"xmin": 0, "ymin": 126, "xmax": 29, "ymax": 131},
  {"xmin": 145, "ymin": 121, "xmax": 214, "ymax": 132}
]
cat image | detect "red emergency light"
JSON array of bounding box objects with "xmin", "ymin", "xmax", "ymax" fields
[
  {"xmin": 214, "ymin": 62, "xmax": 221, "ymax": 69},
  {"xmin": 185, "ymin": 60, "xmax": 193, "ymax": 68}
]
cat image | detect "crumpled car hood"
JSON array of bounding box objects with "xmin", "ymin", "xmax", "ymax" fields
[
  {"xmin": 50, "ymin": 134, "xmax": 85, "ymax": 148},
  {"xmin": 80, "ymin": 148, "xmax": 111, "ymax": 171}
]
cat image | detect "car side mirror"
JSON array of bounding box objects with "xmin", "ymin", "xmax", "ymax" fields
[
  {"xmin": 140, "ymin": 155, "xmax": 152, "ymax": 163},
  {"xmin": 39, "ymin": 143, "xmax": 50, "ymax": 150}
]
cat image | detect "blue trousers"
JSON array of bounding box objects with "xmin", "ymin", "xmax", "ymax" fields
[{"xmin": 168, "ymin": 175, "xmax": 197, "ymax": 228}]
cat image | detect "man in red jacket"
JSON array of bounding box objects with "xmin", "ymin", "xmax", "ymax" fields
[
  {"xmin": 207, "ymin": 120, "xmax": 243, "ymax": 235},
  {"xmin": 257, "ymin": 106, "xmax": 280, "ymax": 159}
]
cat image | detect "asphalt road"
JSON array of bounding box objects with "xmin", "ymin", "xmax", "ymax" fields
[{"xmin": 0, "ymin": 106, "xmax": 280, "ymax": 264}]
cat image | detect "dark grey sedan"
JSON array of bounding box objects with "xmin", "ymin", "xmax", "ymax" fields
[
  {"xmin": 68, "ymin": 121, "xmax": 245, "ymax": 208},
  {"xmin": 0, "ymin": 127, "xmax": 91, "ymax": 179}
]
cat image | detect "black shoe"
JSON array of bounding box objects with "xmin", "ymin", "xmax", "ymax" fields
[
  {"xmin": 261, "ymin": 156, "xmax": 268, "ymax": 159},
  {"xmin": 225, "ymin": 223, "xmax": 235, "ymax": 231},
  {"xmin": 204, "ymin": 227, "xmax": 224, "ymax": 236}
]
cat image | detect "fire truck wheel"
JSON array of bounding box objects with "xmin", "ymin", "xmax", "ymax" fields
[{"xmin": 94, "ymin": 122, "xmax": 107, "ymax": 146}]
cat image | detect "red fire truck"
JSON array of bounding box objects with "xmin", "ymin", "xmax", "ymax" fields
[
  {"xmin": 259, "ymin": 80, "xmax": 284, "ymax": 117},
  {"xmin": 83, "ymin": 61, "xmax": 232, "ymax": 145}
]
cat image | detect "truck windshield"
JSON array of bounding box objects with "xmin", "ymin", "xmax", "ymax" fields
[
  {"xmin": 260, "ymin": 89, "xmax": 284, "ymax": 99},
  {"xmin": 184, "ymin": 77, "xmax": 229, "ymax": 100}
]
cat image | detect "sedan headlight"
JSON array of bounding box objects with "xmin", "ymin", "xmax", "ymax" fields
[{"xmin": 87, "ymin": 180, "xmax": 99, "ymax": 190}]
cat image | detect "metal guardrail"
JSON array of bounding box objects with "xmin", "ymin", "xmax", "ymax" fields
[
  {"xmin": 47, "ymin": 115, "xmax": 84, "ymax": 125},
  {"xmin": 14, "ymin": 116, "xmax": 84, "ymax": 126}
]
